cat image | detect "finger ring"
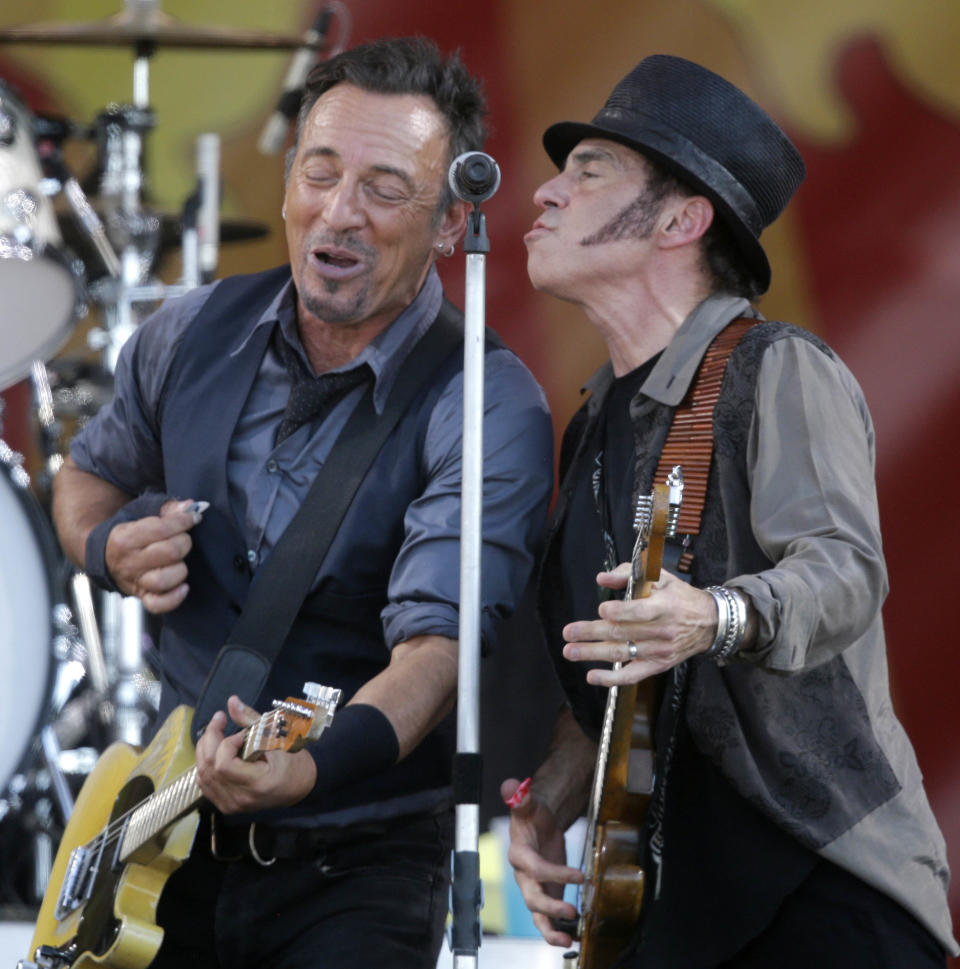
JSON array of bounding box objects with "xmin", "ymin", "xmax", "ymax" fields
[{"xmin": 626, "ymin": 642, "xmax": 638, "ymax": 661}]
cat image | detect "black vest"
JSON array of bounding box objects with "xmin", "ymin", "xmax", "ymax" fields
[
  {"xmin": 153, "ymin": 266, "xmax": 494, "ymax": 819},
  {"xmin": 540, "ymin": 322, "xmax": 901, "ymax": 965}
]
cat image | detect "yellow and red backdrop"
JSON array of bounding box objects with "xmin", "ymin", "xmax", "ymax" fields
[{"xmin": 2, "ymin": 1, "xmax": 958, "ymax": 955}]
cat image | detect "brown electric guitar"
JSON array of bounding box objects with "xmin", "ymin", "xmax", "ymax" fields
[
  {"xmin": 565, "ymin": 468, "xmax": 683, "ymax": 969},
  {"xmin": 20, "ymin": 682, "xmax": 341, "ymax": 969}
]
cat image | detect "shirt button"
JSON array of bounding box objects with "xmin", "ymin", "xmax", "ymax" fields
[
  {"xmin": 247, "ymin": 549, "xmax": 258, "ymax": 566},
  {"xmin": 266, "ymin": 459, "xmax": 279, "ymax": 473}
]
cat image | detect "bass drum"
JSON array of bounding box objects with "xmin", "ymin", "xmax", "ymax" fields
[
  {"xmin": 0, "ymin": 81, "xmax": 78, "ymax": 391},
  {"xmin": 0, "ymin": 442, "xmax": 62, "ymax": 794}
]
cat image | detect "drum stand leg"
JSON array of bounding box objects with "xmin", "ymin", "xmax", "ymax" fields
[{"xmin": 101, "ymin": 591, "xmax": 149, "ymax": 747}]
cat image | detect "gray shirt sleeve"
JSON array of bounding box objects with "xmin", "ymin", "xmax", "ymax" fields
[
  {"xmin": 728, "ymin": 337, "xmax": 889, "ymax": 671},
  {"xmin": 69, "ymin": 283, "xmax": 219, "ymax": 494},
  {"xmin": 381, "ymin": 347, "xmax": 554, "ymax": 650}
]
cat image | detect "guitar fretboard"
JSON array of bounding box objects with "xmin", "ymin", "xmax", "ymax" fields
[{"xmin": 119, "ymin": 768, "xmax": 202, "ymax": 862}]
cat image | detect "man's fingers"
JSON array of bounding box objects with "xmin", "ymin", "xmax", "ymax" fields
[
  {"xmin": 596, "ymin": 561, "xmax": 631, "ymax": 588},
  {"xmin": 532, "ymin": 911, "xmax": 575, "ymax": 948},
  {"xmin": 227, "ymin": 695, "xmax": 261, "ymax": 729},
  {"xmin": 508, "ymin": 841, "xmax": 583, "ymax": 889},
  {"xmin": 136, "ymin": 561, "xmax": 189, "ymax": 594},
  {"xmin": 112, "ymin": 513, "xmax": 199, "ymax": 551},
  {"xmin": 586, "ymin": 658, "xmax": 662, "ymax": 686},
  {"xmin": 141, "ymin": 583, "xmax": 189, "ymax": 615}
]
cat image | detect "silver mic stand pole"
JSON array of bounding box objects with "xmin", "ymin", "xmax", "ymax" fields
[{"xmin": 447, "ymin": 152, "xmax": 501, "ymax": 969}]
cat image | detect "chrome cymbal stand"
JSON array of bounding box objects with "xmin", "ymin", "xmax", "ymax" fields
[{"xmin": 79, "ymin": 20, "xmax": 206, "ymax": 746}]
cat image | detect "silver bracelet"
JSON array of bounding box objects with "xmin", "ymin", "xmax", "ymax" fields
[{"xmin": 704, "ymin": 586, "xmax": 746, "ymax": 664}]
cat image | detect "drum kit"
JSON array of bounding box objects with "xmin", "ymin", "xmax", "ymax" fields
[{"xmin": 0, "ymin": 0, "xmax": 347, "ymax": 912}]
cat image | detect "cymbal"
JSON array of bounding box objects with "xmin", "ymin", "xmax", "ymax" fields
[{"xmin": 0, "ymin": 8, "xmax": 328, "ymax": 51}]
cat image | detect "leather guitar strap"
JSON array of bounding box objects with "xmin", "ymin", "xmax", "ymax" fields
[
  {"xmin": 190, "ymin": 299, "xmax": 463, "ymax": 741},
  {"xmin": 655, "ymin": 317, "xmax": 757, "ymax": 575}
]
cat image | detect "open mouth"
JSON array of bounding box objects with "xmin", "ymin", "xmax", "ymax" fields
[
  {"xmin": 316, "ymin": 251, "xmax": 359, "ymax": 268},
  {"xmin": 311, "ymin": 246, "xmax": 365, "ymax": 278}
]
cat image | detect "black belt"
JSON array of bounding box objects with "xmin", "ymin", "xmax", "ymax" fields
[{"xmin": 202, "ymin": 811, "xmax": 392, "ymax": 867}]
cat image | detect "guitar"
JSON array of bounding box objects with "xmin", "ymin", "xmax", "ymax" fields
[
  {"xmin": 20, "ymin": 682, "xmax": 341, "ymax": 969},
  {"xmin": 565, "ymin": 467, "xmax": 683, "ymax": 969}
]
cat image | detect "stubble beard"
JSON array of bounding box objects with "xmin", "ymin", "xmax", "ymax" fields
[{"xmin": 297, "ymin": 232, "xmax": 377, "ymax": 325}]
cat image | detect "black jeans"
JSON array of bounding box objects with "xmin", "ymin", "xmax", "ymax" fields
[
  {"xmin": 716, "ymin": 858, "xmax": 947, "ymax": 969},
  {"xmin": 152, "ymin": 811, "xmax": 453, "ymax": 969}
]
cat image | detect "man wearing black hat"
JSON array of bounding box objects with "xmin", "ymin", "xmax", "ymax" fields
[{"xmin": 503, "ymin": 55, "xmax": 957, "ymax": 967}]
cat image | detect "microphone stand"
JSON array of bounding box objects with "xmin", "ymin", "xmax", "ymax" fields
[{"xmin": 449, "ymin": 150, "xmax": 499, "ymax": 967}]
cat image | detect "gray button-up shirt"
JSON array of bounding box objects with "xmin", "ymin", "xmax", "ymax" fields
[{"xmin": 72, "ymin": 267, "xmax": 554, "ymax": 650}]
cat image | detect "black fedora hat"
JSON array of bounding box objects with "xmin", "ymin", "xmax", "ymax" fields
[{"xmin": 542, "ymin": 55, "xmax": 805, "ymax": 293}]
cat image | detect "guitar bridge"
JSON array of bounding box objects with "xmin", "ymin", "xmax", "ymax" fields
[{"xmin": 54, "ymin": 838, "xmax": 104, "ymax": 921}]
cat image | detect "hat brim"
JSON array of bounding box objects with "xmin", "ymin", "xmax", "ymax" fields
[{"xmin": 543, "ymin": 120, "xmax": 772, "ymax": 293}]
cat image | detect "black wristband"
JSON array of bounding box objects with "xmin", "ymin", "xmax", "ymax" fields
[
  {"xmin": 307, "ymin": 703, "xmax": 400, "ymax": 800},
  {"xmin": 84, "ymin": 490, "xmax": 172, "ymax": 592}
]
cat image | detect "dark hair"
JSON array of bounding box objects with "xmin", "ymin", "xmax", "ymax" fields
[
  {"xmin": 287, "ymin": 36, "xmax": 488, "ymax": 211},
  {"xmin": 644, "ymin": 159, "xmax": 763, "ymax": 301}
]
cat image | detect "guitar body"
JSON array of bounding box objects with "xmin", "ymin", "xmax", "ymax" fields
[
  {"xmin": 577, "ymin": 680, "xmax": 657, "ymax": 969},
  {"xmin": 29, "ymin": 705, "xmax": 200, "ymax": 969}
]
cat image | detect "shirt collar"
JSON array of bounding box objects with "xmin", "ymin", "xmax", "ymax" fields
[
  {"xmin": 230, "ymin": 265, "xmax": 444, "ymax": 414},
  {"xmin": 581, "ymin": 293, "xmax": 758, "ymax": 410}
]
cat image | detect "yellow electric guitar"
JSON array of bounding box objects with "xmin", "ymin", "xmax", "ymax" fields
[
  {"xmin": 566, "ymin": 467, "xmax": 683, "ymax": 969},
  {"xmin": 20, "ymin": 682, "xmax": 341, "ymax": 969}
]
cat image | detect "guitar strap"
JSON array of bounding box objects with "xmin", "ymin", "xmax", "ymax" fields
[
  {"xmin": 190, "ymin": 298, "xmax": 464, "ymax": 741},
  {"xmin": 655, "ymin": 317, "xmax": 757, "ymax": 575}
]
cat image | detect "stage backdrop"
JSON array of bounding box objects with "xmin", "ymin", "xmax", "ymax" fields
[{"xmin": 2, "ymin": 0, "xmax": 958, "ymax": 959}]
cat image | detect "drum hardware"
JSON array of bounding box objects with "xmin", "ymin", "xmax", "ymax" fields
[
  {"xmin": 99, "ymin": 591, "xmax": 153, "ymax": 748},
  {"xmin": 0, "ymin": 83, "xmax": 81, "ymax": 393},
  {"xmin": 29, "ymin": 361, "xmax": 65, "ymax": 499},
  {"xmin": 38, "ymin": 729, "xmax": 73, "ymax": 829},
  {"xmin": 68, "ymin": 575, "xmax": 110, "ymax": 700},
  {"xmin": 0, "ymin": 0, "xmax": 338, "ymax": 52}
]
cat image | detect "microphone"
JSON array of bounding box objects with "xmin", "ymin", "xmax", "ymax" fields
[
  {"xmin": 258, "ymin": 6, "xmax": 335, "ymax": 156},
  {"xmin": 448, "ymin": 152, "xmax": 501, "ymax": 204}
]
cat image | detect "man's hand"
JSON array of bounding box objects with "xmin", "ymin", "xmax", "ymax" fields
[
  {"xmin": 105, "ymin": 499, "xmax": 206, "ymax": 613},
  {"xmin": 195, "ymin": 695, "xmax": 318, "ymax": 814},
  {"xmin": 501, "ymin": 777, "xmax": 584, "ymax": 948},
  {"xmin": 562, "ymin": 566, "xmax": 719, "ymax": 686}
]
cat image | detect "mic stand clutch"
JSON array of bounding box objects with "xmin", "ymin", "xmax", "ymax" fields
[{"xmin": 447, "ymin": 151, "xmax": 500, "ymax": 969}]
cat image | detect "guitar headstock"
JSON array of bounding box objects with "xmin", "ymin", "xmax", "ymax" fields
[
  {"xmin": 240, "ymin": 682, "xmax": 342, "ymax": 761},
  {"xmin": 627, "ymin": 465, "xmax": 684, "ymax": 601}
]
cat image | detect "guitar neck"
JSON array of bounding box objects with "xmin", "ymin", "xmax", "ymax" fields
[{"xmin": 119, "ymin": 766, "xmax": 203, "ymax": 862}]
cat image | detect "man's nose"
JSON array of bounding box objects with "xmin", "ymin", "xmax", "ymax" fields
[
  {"xmin": 323, "ymin": 179, "xmax": 366, "ymax": 230},
  {"xmin": 532, "ymin": 172, "xmax": 567, "ymax": 209}
]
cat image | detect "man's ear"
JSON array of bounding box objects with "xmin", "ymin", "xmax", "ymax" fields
[
  {"xmin": 659, "ymin": 195, "xmax": 714, "ymax": 251},
  {"xmin": 436, "ymin": 199, "xmax": 470, "ymax": 250}
]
